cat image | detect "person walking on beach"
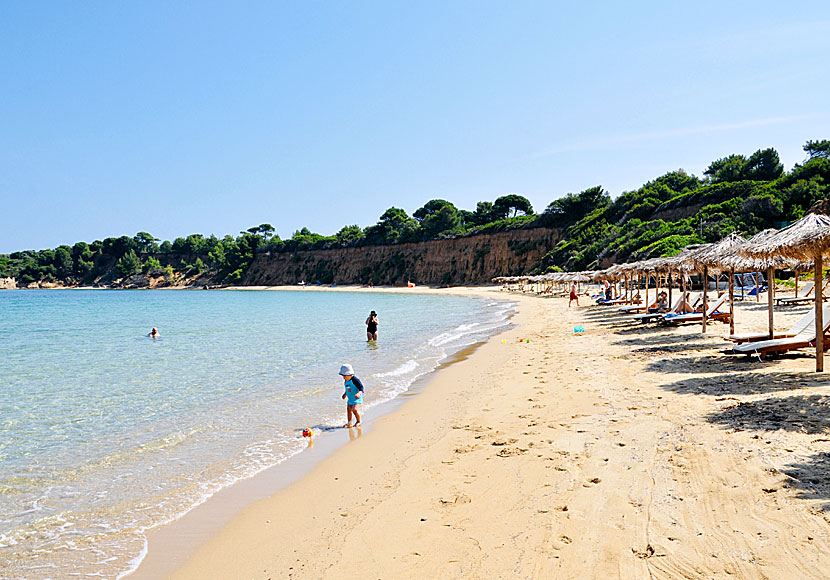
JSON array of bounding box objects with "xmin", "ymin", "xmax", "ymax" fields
[
  {"xmin": 365, "ymin": 311, "xmax": 379, "ymax": 341},
  {"xmin": 569, "ymin": 283, "xmax": 579, "ymax": 307},
  {"xmin": 339, "ymin": 364, "xmax": 364, "ymax": 427}
]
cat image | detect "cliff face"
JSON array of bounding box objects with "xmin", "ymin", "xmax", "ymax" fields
[
  {"xmin": 0, "ymin": 277, "xmax": 17, "ymax": 289},
  {"xmin": 244, "ymin": 227, "xmax": 562, "ymax": 286}
]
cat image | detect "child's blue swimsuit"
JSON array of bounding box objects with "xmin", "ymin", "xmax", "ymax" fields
[{"xmin": 344, "ymin": 376, "xmax": 364, "ymax": 405}]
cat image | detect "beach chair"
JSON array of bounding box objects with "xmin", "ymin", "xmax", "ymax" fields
[
  {"xmin": 725, "ymin": 308, "xmax": 814, "ymax": 343},
  {"xmin": 630, "ymin": 292, "xmax": 700, "ymax": 324},
  {"xmin": 774, "ymin": 281, "xmax": 814, "ymax": 306},
  {"xmin": 661, "ymin": 293, "xmax": 729, "ymax": 326},
  {"xmin": 734, "ymin": 272, "xmax": 766, "ymax": 301},
  {"xmin": 618, "ymin": 294, "xmax": 655, "ymax": 313},
  {"xmin": 732, "ymin": 305, "xmax": 830, "ymax": 358}
]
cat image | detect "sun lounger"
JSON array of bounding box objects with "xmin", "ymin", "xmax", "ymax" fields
[
  {"xmin": 725, "ymin": 309, "xmax": 814, "ymax": 343},
  {"xmin": 597, "ymin": 296, "xmax": 641, "ymax": 306},
  {"xmin": 630, "ymin": 292, "xmax": 701, "ymax": 323},
  {"xmin": 775, "ymin": 281, "xmax": 814, "ymax": 306},
  {"xmin": 661, "ymin": 293, "xmax": 729, "ymax": 325},
  {"xmin": 732, "ymin": 305, "xmax": 830, "ymax": 357}
]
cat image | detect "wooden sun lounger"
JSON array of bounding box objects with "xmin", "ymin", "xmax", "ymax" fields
[
  {"xmin": 775, "ymin": 281, "xmax": 814, "ymax": 306},
  {"xmin": 631, "ymin": 292, "xmax": 701, "ymax": 323},
  {"xmin": 661, "ymin": 293, "xmax": 729, "ymax": 326},
  {"xmin": 725, "ymin": 309, "xmax": 814, "ymax": 343},
  {"xmin": 598, "ymin": 297, "xmax": 642, "ymax": 306},
  {"xmin": 733, "ymin": 334, "xmax": 830, "ymax": 358},
  {"xmin": 731, "ymin": 304, "xmax": 830, "ymax": 357}
]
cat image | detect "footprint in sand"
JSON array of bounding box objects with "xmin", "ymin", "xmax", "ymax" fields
[
  {"xmin": 559, "ymin": 535, "xmax": 573, "ymax": 544},
  {"xmin": 583, "ymin": 477, "xmax": 601, "ymax": 487},
  {"xmin": 496, "ymin": 447, "xmax": 527, "ymax": 457}
]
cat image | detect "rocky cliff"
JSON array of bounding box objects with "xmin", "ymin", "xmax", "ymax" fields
[
  {"xmin": 0, "ymin": 277, "xmax": 17, "ymax": 289},
  {"xmin": 244, "ymin": 227, "xmax": 562, "ymax": 286}
]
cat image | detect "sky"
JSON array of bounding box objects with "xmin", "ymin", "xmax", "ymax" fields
[{"xmin": 2, "ymin": 1, "xmax": 829, "ymax": 253}]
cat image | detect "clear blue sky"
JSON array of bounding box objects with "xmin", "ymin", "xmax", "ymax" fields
[{"xmin": 2, "ymin": 1, "xmax": 829, "ymax": 253}]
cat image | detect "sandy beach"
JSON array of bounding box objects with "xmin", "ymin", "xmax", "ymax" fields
[{"xmin": 134, "ymin": 285, "xmax": 830, "ymax": 580}]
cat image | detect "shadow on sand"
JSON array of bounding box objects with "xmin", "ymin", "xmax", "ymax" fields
[
  {"xmin": 706, "ymin": 394, "xmax": 830, "ymax": 434},
  {"xmin": 660, "ymin": 371, "xmax": 830, "ymax": 397},
  {"xmin": 781, "ymin": 452, "xmax": 830, "ymax": 510}
]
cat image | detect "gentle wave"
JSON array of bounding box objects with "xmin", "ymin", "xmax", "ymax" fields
[{"xmin": 0, "ymin": 290, "xmax": 516, "ymax": 579}]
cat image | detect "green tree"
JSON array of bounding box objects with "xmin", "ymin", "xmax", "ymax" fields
[
  {"xmin": 54, "ymin": 246, "xmax": 74, "ymax": 279},
  {"xmin": 133, "ymin": 232, "xmax": 159, "ymax": 253},
  {"xmin": 804, "ymin": 139, "xmax": 830, "ymax": 160},
  {"xmin": 116, "ymin": 250, "xmax": 141, "ymax": 277},
  {"xmin": 471, "ymin": 201, "xmax": 496, "ymax": 225},
  {"xmin": 336, "ymin": 224, "xmax": 364, "ymax": 245},
  {"xmin": 247, "ymin": 224, "xmax": 277, "ymax": 241},
  {"xmin": 742, "ymin": 148, "xmax": 783, "ymax": 181},
  {"xmin": 364, "ymin": 207, "xmax": 419, "ymax": 244},
  {"xmin": 143, "ymin": 256, "xmax": 162, "ymax": 274},
  {"xmin": 413, "ymin": 199, "xmax": 455, "ymax": 222},
  {"xmin": 704, "ymin": 154, "xmax": 747, "ymax": 183},
  {"xmin": 421, "ymin": 205, "xmax": 463, "ymax": 239},
  {"xmin": 542, "ymin": 186, "xmax": 611, "ymax": 228},
  {"xmin": 493, "ymin": 194, "xmax": 534, "ymax": 219}
]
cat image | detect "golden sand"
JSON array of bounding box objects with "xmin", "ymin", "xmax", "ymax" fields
[{"xmin": 134, "ymin": 286, "xmax": 830, "ymax": 580}]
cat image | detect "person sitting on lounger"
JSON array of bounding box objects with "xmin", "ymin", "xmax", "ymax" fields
[
  {"xmin": 677, "ymin": 296, "xmax": 706, "ymax": 314},
  {"xmin": 647, "ymin": 291, "xmax": 669, "ymax": 313}
]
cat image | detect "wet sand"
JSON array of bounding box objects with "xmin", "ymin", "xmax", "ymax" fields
[{"xmin": 135, "ymin": 286, "xmax": 830, "ymax": 580}]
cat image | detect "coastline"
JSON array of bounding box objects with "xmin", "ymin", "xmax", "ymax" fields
[
  {"xmin": 136, "ymin": 286, "xmax": 830, "ymax": 579},
  {"xmin": 127, "ymin": 286, "xmax": 513, "ymax": 579}
]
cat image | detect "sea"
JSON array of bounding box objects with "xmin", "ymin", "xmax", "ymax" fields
[{"xmin": 0, "ymin": 289, "xmax": 514, "ymax": 579}]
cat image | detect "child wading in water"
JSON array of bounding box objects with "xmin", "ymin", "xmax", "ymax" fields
[{"xmin": 339, "ymin": 364, "xmax": 364, "ymax": 427}]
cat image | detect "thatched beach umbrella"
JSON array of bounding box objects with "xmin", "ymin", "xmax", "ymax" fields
[
  {"xmin": 664, "ymin": 245, "xmax": 708, "ymax": 326},
  {"xmin": 742, "ymin": 213, "xmax": 830, "ymax": 371},
  {"xmin": 691, "ymin": 233, "xmax": 748, "ymax": 335}
]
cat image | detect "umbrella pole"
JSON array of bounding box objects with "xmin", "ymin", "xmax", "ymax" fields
[
  {"xmin": 795, "ymin": 270, "xmax": 799, "ymax": 298},
  {"xmin": 702, "ymin": 266, "xmax": 709, "ymax": 333},
  {"xmin": 816, "ymin": 255, "xmax": 824, "ymax": 372},
  {"xmin": 645, "ymin": 273, "xmax": 650, "ymax": 309},
  {"xmin": 756, "ymin": 272, "xmax": 760, "ymax": 302},
  {"xmin": 668, "ymin": 272, "xmax": 673, "ymax": 305},
  {"xmin": 729, "ymin": 268, "xmax": 735, "ymax": 335},
  {"xmin": 681, "ymin": 271, "xmax": 687, "ymax": 311},
  {"xmin": 767, "ymin": 266, "xmax": 775, "ymax": 340}
]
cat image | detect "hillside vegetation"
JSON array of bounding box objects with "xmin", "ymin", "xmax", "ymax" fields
[{"xmin": 1, "ymin": 139, "xmax": 828, "ymax": 286}]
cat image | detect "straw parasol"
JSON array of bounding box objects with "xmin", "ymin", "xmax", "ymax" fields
[
  {"xmin": 742, "ymin": 213, "xmax": 830, "ymax": 371},
  {"xmin": 691, "ymin": 233, "xmax": 748, "ymax": 334}
]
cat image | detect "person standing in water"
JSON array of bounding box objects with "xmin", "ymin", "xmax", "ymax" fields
[
  {"xmin": 339, "ymin": 364, "xmax": 364, "ymax": 427},
  {"xmin": 148, "ymin": 327, "xmax": 159, "ymax": 339},
  {"xmin": 365, "ymin": 310, "xmax": 379, "ymax": 341}
]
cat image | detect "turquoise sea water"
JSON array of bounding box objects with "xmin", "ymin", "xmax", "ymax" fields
[{"xmin": 0, "ymin": 289, "xmax": 514, "ymax": 579}]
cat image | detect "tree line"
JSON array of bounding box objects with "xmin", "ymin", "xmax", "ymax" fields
[
  {"xmin": 0, "ymin": 194, "xmax": 536, "ymax": 286},
  {"xmin": 2, "ymin": 139, "xmax": 828, "ymax": 286},
  {"xmin": 536, "ymin": 139, "xmax": 830, "ymax": 271}
]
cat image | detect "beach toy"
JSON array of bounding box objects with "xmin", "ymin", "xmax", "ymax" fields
[
  {"xmin": 302, "ymin": 428, "xmax": 314, "ymax": 438},
  {"xmin": 573, "ymin": 325, "xmax": 585, "ymax": 334},
  {"xmin": 502, "ymin": 339, "xmax": 506, "ymax": 343}
]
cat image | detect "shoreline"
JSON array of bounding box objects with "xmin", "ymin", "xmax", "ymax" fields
[
  {"xmin": 139, "ymin": 287, "xmax": 830, "ymax": 579},
  {"xmin": 127, "ymin": 286, "xmax": 513, "ymax": 579}
]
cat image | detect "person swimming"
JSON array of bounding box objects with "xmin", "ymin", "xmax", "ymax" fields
[{"xmin": 148, "ymin": 327, "xmax": 159, "ymax": 338}]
